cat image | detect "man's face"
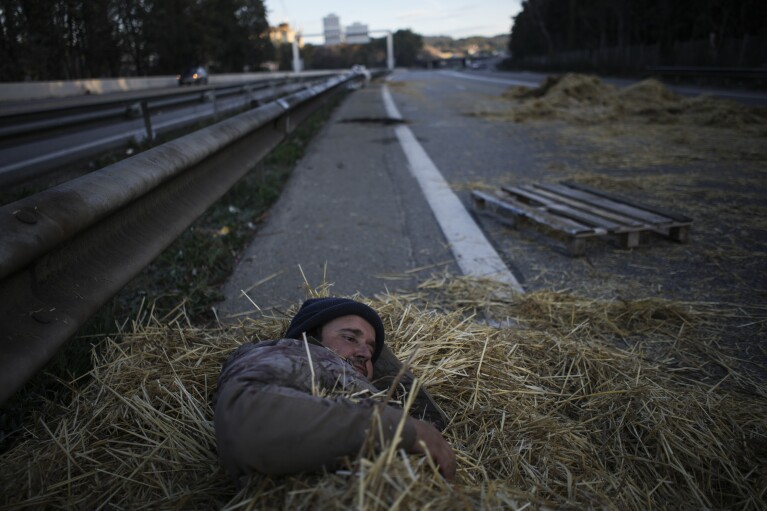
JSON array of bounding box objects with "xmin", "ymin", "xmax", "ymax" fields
[{"xmin": 320, "ymin": 315, "xmax": 376, "ymax": 380}]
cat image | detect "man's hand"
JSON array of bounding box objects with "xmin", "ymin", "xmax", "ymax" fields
[{"xmin": 408, "ymin": 418, "xmax": 456, "ymax": 481}]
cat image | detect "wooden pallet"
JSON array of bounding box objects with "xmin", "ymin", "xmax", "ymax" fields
[{"xmin": 471, "ymin": 181, "xmax": 692, "ymax": 256}]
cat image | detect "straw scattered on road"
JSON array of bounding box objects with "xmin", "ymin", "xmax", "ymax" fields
[{"xmin": 2, "ymin": 279, "xmax": 765, "ymax": 510}]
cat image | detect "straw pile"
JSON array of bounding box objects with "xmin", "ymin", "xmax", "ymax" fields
[
  {"xmin": 2, "ymin": 282, "xmax": 766, "ymax": 510},
  {"xmin": 500, "ymin": 73, "xmax": 767, "ymax": 132},
  {"xmin": 468, "ymin": 73, "xmax": 767, "ymax": 170}
]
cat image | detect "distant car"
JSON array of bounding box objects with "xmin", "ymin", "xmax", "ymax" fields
[
  {"xmin": 177, "ymin": 66, "xmax": 208, "ymax": 86},
  {"xmin": 351, "ymin": 64, "xmax": 371, "ymax": 82}
]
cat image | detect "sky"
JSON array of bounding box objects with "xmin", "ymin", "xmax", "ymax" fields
[{"xmin": 264, "ymin": 0, "xmax": 521, "ymax": 40}]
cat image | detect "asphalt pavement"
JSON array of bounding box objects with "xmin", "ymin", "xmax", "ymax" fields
[
  {"xmin": 217, "ymin": 68, "xmax": 767, "ymax": 333},
  {"xmin": 216, "ymin": 81, "xmax": 460, "ymax": 319}
]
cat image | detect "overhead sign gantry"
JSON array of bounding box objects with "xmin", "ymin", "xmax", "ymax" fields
[{"xmin": 291, "ymin": 29, "xmax": 394, "ymax": 73}]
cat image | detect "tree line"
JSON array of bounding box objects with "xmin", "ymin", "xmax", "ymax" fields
[
  {"xmin": 0, "ymin": 1, "xmax": 427, "ymax": 81},
  {"xmin": 0, "ymin": 0, "xmax": 273, "ymax": 81},
  {"xmin": 509, "ymin": 0, "xmax": 767, "ymax": 62}
]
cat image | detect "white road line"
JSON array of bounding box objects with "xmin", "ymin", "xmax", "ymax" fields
[
  {"xmin": 0, "ymin": 129, "xmax": 144, "ymax": 174},
  {"xmin": 438, "ymin": 70, "xmax": 537, "ymax": 87},
  {"xmin": 0, "ymin": 105, "xmax": 222, "ymax": 176},
  {"xmin": 381, "ymin": 84, "xmax": 524, "ymax": 293}
]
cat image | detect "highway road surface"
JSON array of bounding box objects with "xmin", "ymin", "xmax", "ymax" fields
[{"xmin": 217, "ymin": 68, "xmax": 767, "ymax": 326}]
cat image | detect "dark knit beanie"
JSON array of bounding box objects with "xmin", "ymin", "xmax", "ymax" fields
[{"xmin": 285, "ymin": 297, "xmax": 385, "ymax": 362}]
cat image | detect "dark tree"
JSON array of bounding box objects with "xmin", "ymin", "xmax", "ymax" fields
[
  {"xmin": 510, "ymin": 0, "xmax": 767, "ymax": 56},
  {"xmin": 508, "ymin": 0, "xmax": 767, "ymax": 68},
  {"xmin": 392, "ymin": 29, "xmax": 423, "ymax": 67},
  {"xmin": 0, "ymin": 0, "xmax": 28, "ymax": 81},
  {"xmin": 0, "ymin": 0, "xmax": 273, "ymax": 81},
  {"xmin": 113, "ymin": 0, "xmax": 151, "ymax": 76}
]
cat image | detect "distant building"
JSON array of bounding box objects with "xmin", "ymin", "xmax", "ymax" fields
[
  {"xmin": 345, "ymin": 22, "xmax": 369, "ymax": 44},
  {"xmin": 269, "ymin": 22, "xmax": 302, "ymax": 47},
  {"xmin": 323, "ymin": 13, "xmax": 343, "ymax": 46}
]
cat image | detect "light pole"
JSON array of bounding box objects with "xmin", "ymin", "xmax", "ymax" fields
[
  {"xmin": 369, "ymin": 30, "xmax": 395, "ymax": 71},
  {"xmin": 291, "ymin": 35, "xmax": 302, "ymax": 72}
]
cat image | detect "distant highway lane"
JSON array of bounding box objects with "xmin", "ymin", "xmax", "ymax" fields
[{"xmin": 440, "ymin": 68, "xmax": 767, "ymax": 104}]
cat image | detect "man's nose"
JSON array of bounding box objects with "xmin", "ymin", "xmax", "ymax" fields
[{"xmin": 355, "ymin": 344, "xmax": 372, "ymax": 359}]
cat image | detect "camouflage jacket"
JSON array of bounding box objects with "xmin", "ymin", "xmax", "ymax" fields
[{"xmin": 213, "ymin": 338, "xmax": 416, "ymax": 479}]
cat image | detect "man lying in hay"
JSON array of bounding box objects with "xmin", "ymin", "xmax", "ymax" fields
[{"xmin": 213, "ymin": 297, "xmax": 456, "ymax": 483}]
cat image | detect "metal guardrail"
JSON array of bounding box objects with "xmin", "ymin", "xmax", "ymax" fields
[
  {"xmin": 0, "ymin": 73, "xmax": 338, "ymax": 140},
  {"xmin": 0, "ymin": 77, "xmax": 338, "ymax": 190},
  {"xmin": 0, "ymin": 70, "xmax": 370, "ymax": 405}
]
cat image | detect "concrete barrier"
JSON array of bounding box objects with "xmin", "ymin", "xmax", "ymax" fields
[
  {"xmin": 0, "ymin": 76, "xmax": 176, "ymax": 101},
  {"xmin": 209, "ymin": 70, "xmax": 339, "ymax": 86},
  {"xmin": 0, "ymin": 71, "xmax": 346, "ymax": 101}
]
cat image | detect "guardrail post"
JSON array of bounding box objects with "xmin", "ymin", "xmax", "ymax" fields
[
  {"xmin": 208, "ymin": 90, "xmax": 219, "ymax": 120},
  {"xmin": 140, "ymin": 100, "xmax": 153, "ymax": 145}
]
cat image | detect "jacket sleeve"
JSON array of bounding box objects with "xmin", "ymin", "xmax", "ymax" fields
[{"xmin": 214, "ymin": 381, "xmax": 417, "ymax": 478}]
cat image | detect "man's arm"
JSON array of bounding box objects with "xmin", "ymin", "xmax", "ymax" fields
[{"xmin": 214, "ymin": 382, "xmax": 417, "ymax": 477}]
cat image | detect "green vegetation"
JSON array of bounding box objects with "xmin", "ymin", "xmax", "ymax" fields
[
  {"xmin": 509, "ymin": 0, "xmax": 766, "ymax": 65},
  {"xmin": 0, "ymin": 0, "xmax": 273, "ymax": 81},
  {"xmin": 423, "ymin": 34, "xmax": 509, "ymax": 56}
]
